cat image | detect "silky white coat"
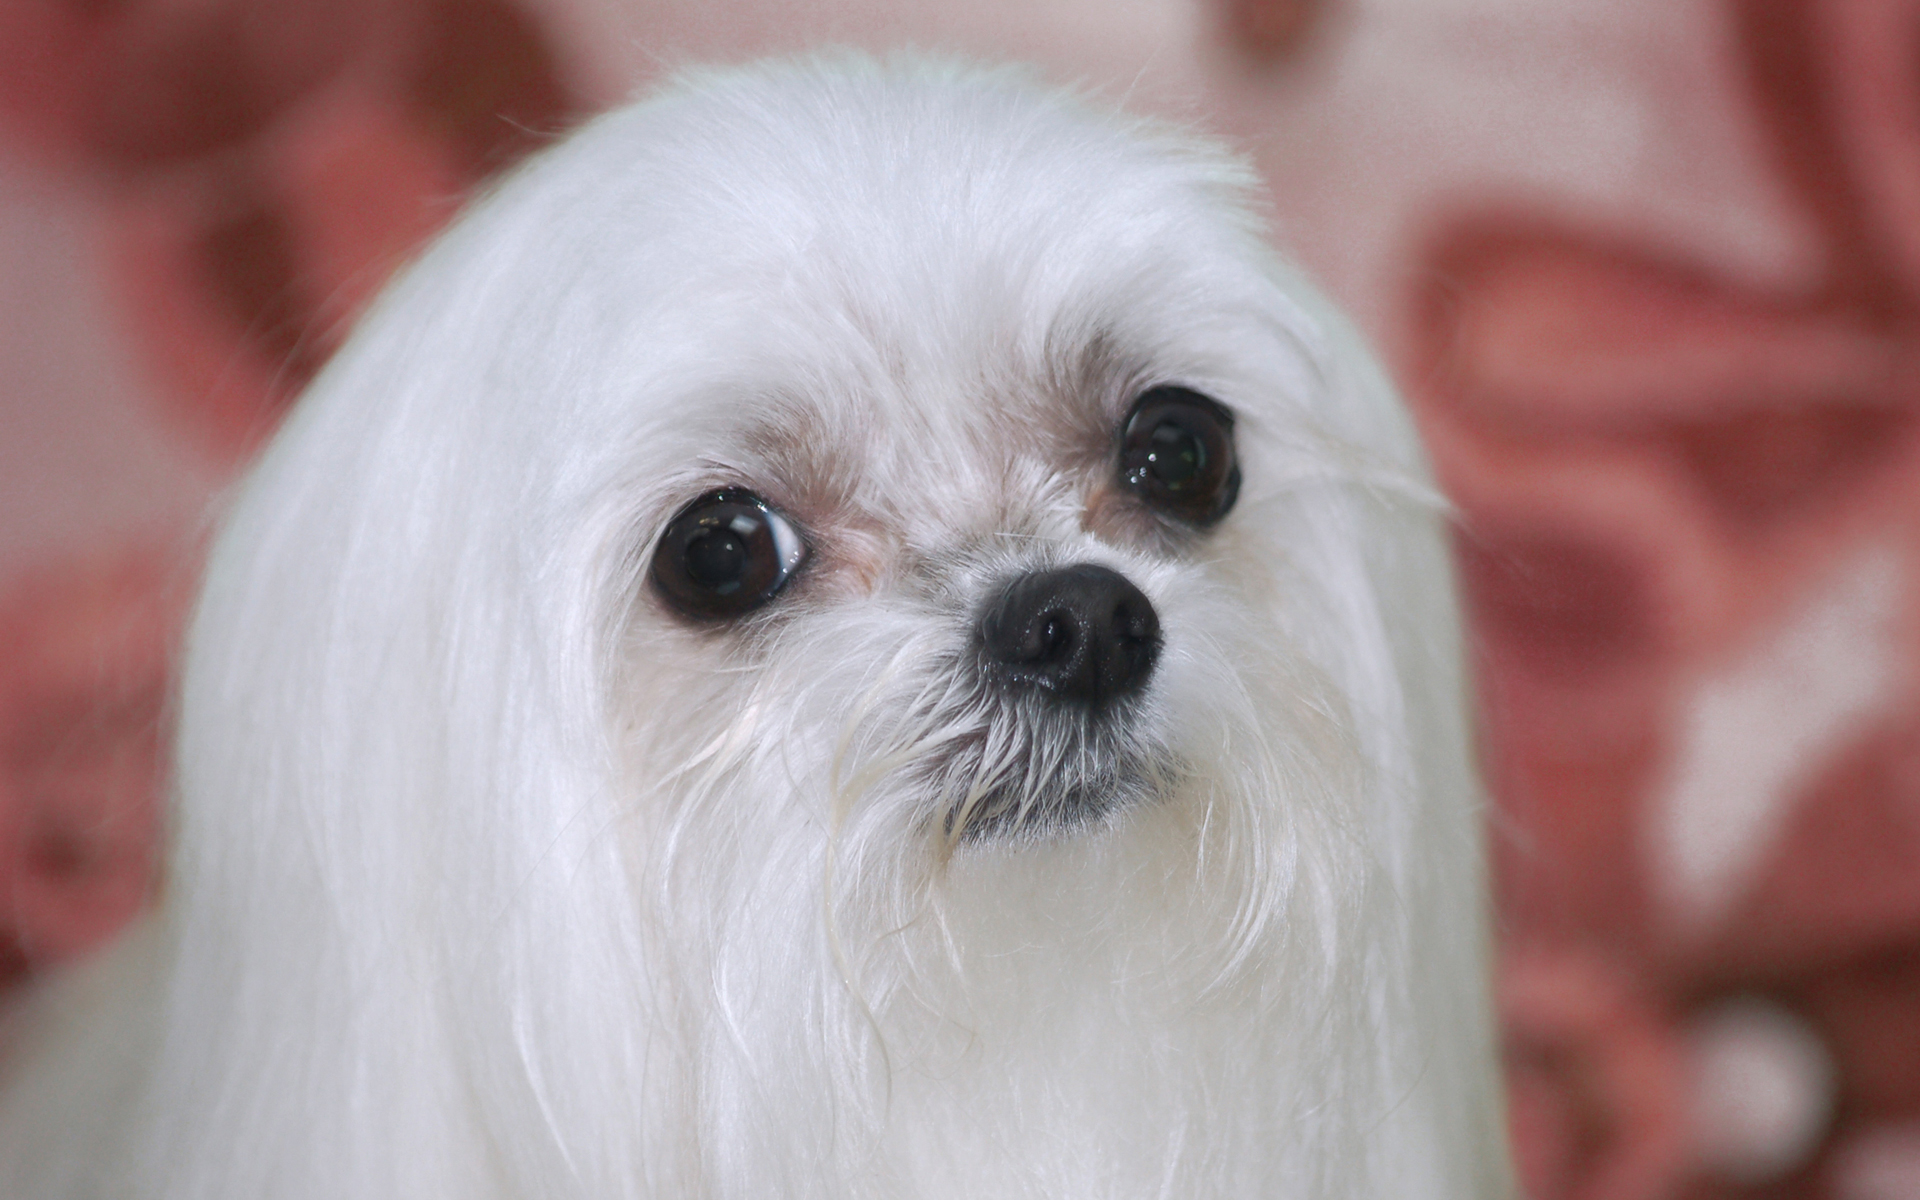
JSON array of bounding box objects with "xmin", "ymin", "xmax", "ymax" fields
[{"xmin": 0, "ymin": 54, "xmax": 1512, "ymax": 1200}]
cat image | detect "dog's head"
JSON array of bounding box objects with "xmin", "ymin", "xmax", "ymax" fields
[{"xmin": 169, "ymin": 54, "xmax": 1503, "ymax": 1198}]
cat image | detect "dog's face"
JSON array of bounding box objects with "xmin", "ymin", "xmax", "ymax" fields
[
  {"xmin": 568, "ymin": 63, "xmax": 1382, "ymax": 999},
  {"xmin": 621, "ymin": 310, "xmax": 1324, "ymax": 851},
  {"xmin": 641, "ymin": 380, "xmax": 1224, "ymax": 840},
  {"xmin": 155, "ymin": 55, "xmax": 1504, "ymax": 1199}
]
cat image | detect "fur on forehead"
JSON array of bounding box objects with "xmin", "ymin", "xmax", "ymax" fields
[{"xmin": 373, "ymin": 53, "xmax": 1335, "ymax": 529}]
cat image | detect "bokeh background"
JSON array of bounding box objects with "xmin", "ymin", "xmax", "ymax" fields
[{"xmin": 3, "ymin": 1, "xmax": 1918, "ymax": 1197}]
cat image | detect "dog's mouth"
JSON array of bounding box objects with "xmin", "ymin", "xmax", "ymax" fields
[
  {"xmin": 943, "ymin": 765, "xmax": 1162, "ymax": 841},
  {"xmin": 925, "ymin": 709, "xmax": 1175, "ymax": 842}
]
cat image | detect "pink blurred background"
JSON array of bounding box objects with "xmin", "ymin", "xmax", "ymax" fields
[{"xmin": 3, "ymin": 1, "xmax": 1917, "ymax": 1197}]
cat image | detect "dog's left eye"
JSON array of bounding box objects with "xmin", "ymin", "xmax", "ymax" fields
[
  {"xmin": 651, "ymin": 488, "xmax": 808, "ymax": 619},
  {"xmin": 1118, "ymin": 386, "xmax": 1241, "ymax": 526}
]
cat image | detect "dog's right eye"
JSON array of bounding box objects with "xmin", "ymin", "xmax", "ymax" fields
[
  {"xmin": 651, "ymin": 488, "xmax": 807, "ymax": 619},
  {"xmin": 1118, "ymin": 386, "xmax": 1240, "ymax": 526}
]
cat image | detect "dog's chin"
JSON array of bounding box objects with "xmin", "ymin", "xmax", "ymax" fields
[
  {"xmin": 944, "ymin": 761, "xmax": 1168, "ymax": 842},
  {"xmin": 929, "ymin": 706, "xmax": 1175, "ymax": 844}
]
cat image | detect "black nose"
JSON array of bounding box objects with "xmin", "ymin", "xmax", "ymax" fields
[{"xmin": 980, "ymin": 564, "xmax": 1161, "ymax": 706}]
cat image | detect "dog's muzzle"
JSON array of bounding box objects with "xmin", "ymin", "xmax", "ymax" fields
[{"xmin": 979, "ymin": 564, "xmax": 1160, "ymax": 707}]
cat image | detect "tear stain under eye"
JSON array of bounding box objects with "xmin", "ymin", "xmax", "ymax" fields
[
  {"xmin": 1080, "ymin": 480, "xmax": 1212, "ymax": 557},
  {"xmin": 1081, "ymin": 481, "xmax": 1150, "ymax": 542},
  {"xmin": 791, "ymin": 517, "xmax": 894, "ymax": 602}
]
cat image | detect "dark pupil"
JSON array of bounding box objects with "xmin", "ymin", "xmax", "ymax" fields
[
  {"xmin": 684, "ymin": 527, "xmax": 749, "ymax": 592},
  {"xmin": 1145, "ymin": 421, "xmax": 1202, "ymax": 489}
]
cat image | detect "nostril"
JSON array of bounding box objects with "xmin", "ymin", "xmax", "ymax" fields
[
  {"xmin": 980, "ymin": 564, "xmax": 1161, "ymax": 706},
  {"xmin": 1040, "ymin": 614, "xmax": 1073, "ymax": 662}
]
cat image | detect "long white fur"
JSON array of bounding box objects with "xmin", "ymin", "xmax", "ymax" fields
[{"xmin": 0, "ymin": 54, "xmax": 1512, "ymax": 1199}]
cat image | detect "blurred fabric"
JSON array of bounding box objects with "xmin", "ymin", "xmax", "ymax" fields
[{"xmin": 1, "ymin": 2, "xmax": 1915, "ymax": 1197}]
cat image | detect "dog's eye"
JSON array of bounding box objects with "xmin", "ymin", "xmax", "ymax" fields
[
  {"xmin": 1118, "ymin": 386, "xmax": 1240, "ymax": 525},
  {"xmin": 651, "ymin": 488, "xmax": 807, "ymax": 619}
]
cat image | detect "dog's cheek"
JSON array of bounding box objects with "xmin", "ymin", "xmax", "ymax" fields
[{"xmin": 610, "ymin": 630, "xmax": 756, "ymax": 790}]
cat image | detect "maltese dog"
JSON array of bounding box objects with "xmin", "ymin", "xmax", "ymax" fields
[{"xmin": 0, "ymin": 54, "xmax": 1511, "ymax": 1199}]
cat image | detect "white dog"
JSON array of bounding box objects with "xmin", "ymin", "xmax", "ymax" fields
[{"xmin": 0, "ymin": 54, "xmax": 1511, "ymax": 1199}]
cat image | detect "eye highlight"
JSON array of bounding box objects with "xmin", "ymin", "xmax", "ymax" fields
[
  {"xmin": 651, "ymin": 488, "xmax": 807, "ymax": 619},
  {"xmin": 1118, "ymin": 386, "xmax": 1240, "ymax": 526}
]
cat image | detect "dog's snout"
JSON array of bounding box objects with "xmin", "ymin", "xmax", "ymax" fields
[{"xmin": 980, "ymin": 564, "xmax": 1160, "ymax": 706}]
